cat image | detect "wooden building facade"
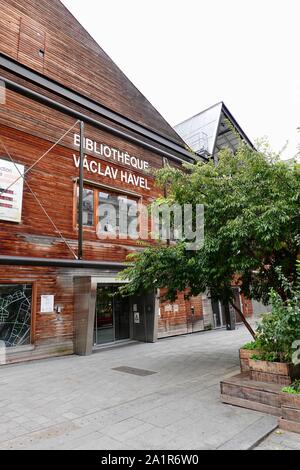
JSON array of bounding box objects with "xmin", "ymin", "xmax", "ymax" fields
[
  {"xmin": 0, "ymin": 1, "xmax": 254, "ymax": 364},
  {"xmin": 0, "ymin": 0, "xmax": 211, "ymax": 364}
]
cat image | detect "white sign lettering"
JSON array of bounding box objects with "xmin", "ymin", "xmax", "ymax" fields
[
  {"xmin": 73, "ymin": 154, "xmax": 150, "ymax": 190},
  {"xmin": 73, "ymin": 134, "xmax": 149, "ymax": 172}
]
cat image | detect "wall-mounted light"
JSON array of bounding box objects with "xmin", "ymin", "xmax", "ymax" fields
[{"xmin": 54, "ymin": 305, "xmax": 63, "ymax": 321}]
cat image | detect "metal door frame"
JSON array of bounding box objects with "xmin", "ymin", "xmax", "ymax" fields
[{"xmin": 93, "ymin": 281, "xmax": 132, "ymax": 348}]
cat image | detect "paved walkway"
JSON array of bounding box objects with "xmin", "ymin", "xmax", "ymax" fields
[
  {"xmin": 0, "ymin": 325, "xmax": 299, "ymax": 450},
  {"xmin": 256, "ymin": 430, "xmax": 300, "ymax": 451}
]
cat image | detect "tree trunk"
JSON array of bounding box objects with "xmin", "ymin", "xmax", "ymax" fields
[{"xmin": 228, "ymin": 299, "xmax": 256, "ymax": 339}]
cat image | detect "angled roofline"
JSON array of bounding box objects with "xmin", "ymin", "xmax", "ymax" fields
[
  {"xmin": 174, "ymin": 102, "xmax": 223, "ymax": 128},
  {"xmin": 60, "ymin": 0, "xmax": 185, "ymax": 147},
  {"xmin": 220, "ymin": 102, "xmax": 254, "ymax": 149},
  {"xmin": 0, "ymin": 54, "xmax": 199, "ymax": 163},
  {"xmin": 175, "ymin": 101, "xmax": 255, "ymax": 150}
]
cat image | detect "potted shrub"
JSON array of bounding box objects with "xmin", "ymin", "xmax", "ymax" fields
[
  {"xmin": 249, "ymin": 352, "xmax": 300, "ymax": 385},
  {"xmin": 248, "ymin": 265, "xmax": 300, "ymax": 385},
  {"xmin": 279, "ymin": 380, "xmax": 300, "ymax": 434},
  {"xmin": 239, "ymin": 340, "xmax": 262, "ymax": 373}
]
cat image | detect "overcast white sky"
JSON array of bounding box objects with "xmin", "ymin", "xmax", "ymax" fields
[{"xmin": 62, "ymin": 0, "xmax": 300, "ymax": 158}]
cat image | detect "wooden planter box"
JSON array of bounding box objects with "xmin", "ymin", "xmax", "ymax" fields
[
  {"xmin": 249, "ymin": 359, "xmax": 300, "ymax": 386},
  {"xmin": 279, "ymin": 392, "xmax": 300, "ymax": 434},
  {"xmin": 239, "ymin": 348, "xmax": 261, "ymax": 373},
  {"xmin": 221, "ymin": 372, "xmax": 282, "ymax": 416}
]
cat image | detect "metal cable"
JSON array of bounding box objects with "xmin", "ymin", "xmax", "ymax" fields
[
  {"xmin": 0, "ymin": 119, "xmax": 80, "ymax": 195},
  {"xmin": 0, "ymin": 138, "xmax": 78, "ymax": 260}
]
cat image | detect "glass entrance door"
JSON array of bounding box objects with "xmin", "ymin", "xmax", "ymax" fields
[
  {"xmin": 114, "ymin": 295, "xmax": 130, "ymax": 341},
  {"xmin": 94, "ymin": 285, "xmax": 131, "ymax": 346},
  {"xmin": 94, "ymin": 286, "xmax": 114, "ymax": 345},
  {"xmin": 211, "ymin": 298, "xmax": 227, "ymax": 328}
]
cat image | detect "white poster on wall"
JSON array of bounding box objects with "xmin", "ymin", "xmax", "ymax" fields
[
  {"xmin": 0, "ymin": 158, "xmax": 24, "ymax": 223},
  {"xmin": 134, "ymin": 312, "xmax": 140, "ymax": 324},
  {"xmin": 40, "ymin": 295, "xmax": 55, "ymax": 314}
]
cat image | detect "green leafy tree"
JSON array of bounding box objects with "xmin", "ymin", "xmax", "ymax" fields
[
  {"xmin": 120, "ymin": 142, "xmax": 300, "ymax": 339},
  {"xmin": 255, "ymin": 262, "xmax": 300, "ymax": 362}
]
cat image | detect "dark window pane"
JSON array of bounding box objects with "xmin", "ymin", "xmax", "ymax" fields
[
  {"xmin": 0, "ymin": 284, "xmax": 32, "ymax": 347},
  {"xmin": 77, "ymin": 187, "xmax": 94, "ymax": 226},
  {"xmin": 98, "ymin": 191, "xmax": 118, "ymax": 233},
  {"xmin": 120, "ymin": 197, "xmax": 138, "ymax": 237},
  {"xmin": 98, "ymin": 192, "xmax": 138, "ymax": 237}
]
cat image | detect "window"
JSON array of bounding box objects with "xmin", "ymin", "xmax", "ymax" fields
[
  {"xmin": 98, "ymin": 191, "xmax": 119, "ymax": 233},
  {"xmin": 0, "ymin": 284, "xmax": 32, "ymax": 347},
  {"xmin": 124, "ymin": 197, "xmax": 139, "ymax": 238},
  {"xmin": 98, "ymin": 191, "xmax": 138, "ymax": 237},
  {"xmin": 76, "ymin": 185, "xmax": 139, "ymax": 238},
  {"xmin": 77, "ymin": 187, "xmax": 94, "ymax": 226}
]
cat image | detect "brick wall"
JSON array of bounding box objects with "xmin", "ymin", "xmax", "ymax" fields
[
  {"xmin": 157, "ymin": 289, "xmax": 254, "ymax": 338},
  {"xmin": 157, "ymin": 289, "xmax": 204, "ymax": 338},
  {"xmin": 240, "ymin": 294, "xmax": 254, "ymax": 318}
]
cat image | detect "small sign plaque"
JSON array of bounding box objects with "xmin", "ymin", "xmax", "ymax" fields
[
  {"xmin": 41, "ymin": 295, "xmax": 55, "ymax": 314},
  {"xmin": 134, "ymin": 312, "xmax": 140, "ymax": 324}
]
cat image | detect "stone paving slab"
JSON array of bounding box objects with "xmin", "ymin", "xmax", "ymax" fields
[
  {"xmin": 0, "ymin": 324, "xmax": 297, "ymax": 450},
  {"xmin": 218, "ymin": 415, "xmax": 278, "ymax": 450},
  {"xmin": 255, "ymin": 429, "xmax": 300, "ymax": 450}
]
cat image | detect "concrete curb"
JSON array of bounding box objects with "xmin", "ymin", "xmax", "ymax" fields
[{"xmin": 217, "ymin": 415, "xmax": 278, "ymax": 450}]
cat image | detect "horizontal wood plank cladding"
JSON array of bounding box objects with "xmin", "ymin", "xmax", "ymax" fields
[
  {"xmin": 0, "ymin": 265, "xmax": 73, "ymax": 343},
  {"xmin": 0, "ymin": 67, "xmax": 187, "ymax": 165},
  {"xmin": 0, "ymin": 89, "xmax": 164, "ymax": 173},
  {"xmin": 0, "ymin": 0, "xmax": 184, "ymax": 144},
  {"xmin": 17, "ymin": 17, "xmax": 46, "ymax": 74},
  {"xmin": 19, "ymin": 15, "xmax": 46, "ymax": 42},
  {"xmin": 0, "ymin": 124, "xmax": 161, "ymax": 261},
  {"xmin": 0, "ymin": 4, "xmax": 20, "ymax": 59},
  {"xmin": 0, "ymin": 265, "xmax": 74, "ymax": 362},
  {"xmin": 0, "ymin": 122, "xmax": 160, "ymax": 199},
  {"xmin": 0, "ymin": 265, "xmax": 131, "ymax": 363},
  {"xmin": 43, "ymin": 34, "xmax": 175, "ymax": 140},
  {"xmin": 3, "ymin": 0, "xmax": 101, "ymax": 53},
  {"xmin": 44, "ymin": 35, "xmax": 121, "ymax": 101}
]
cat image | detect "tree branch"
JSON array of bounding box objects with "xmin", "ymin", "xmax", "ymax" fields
[{"xmin": 228, "ymin": 299, "xmax": 256, "ymax": 339}]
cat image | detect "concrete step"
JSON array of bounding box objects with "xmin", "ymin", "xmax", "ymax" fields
[{"xmin": 218, "ymin": 414, "xmax": 278, "ymax": 450}]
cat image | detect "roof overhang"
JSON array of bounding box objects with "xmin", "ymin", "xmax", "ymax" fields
[{"xmin": 0, "ymin": 53, "xmax": 200, "ymax": 165}]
